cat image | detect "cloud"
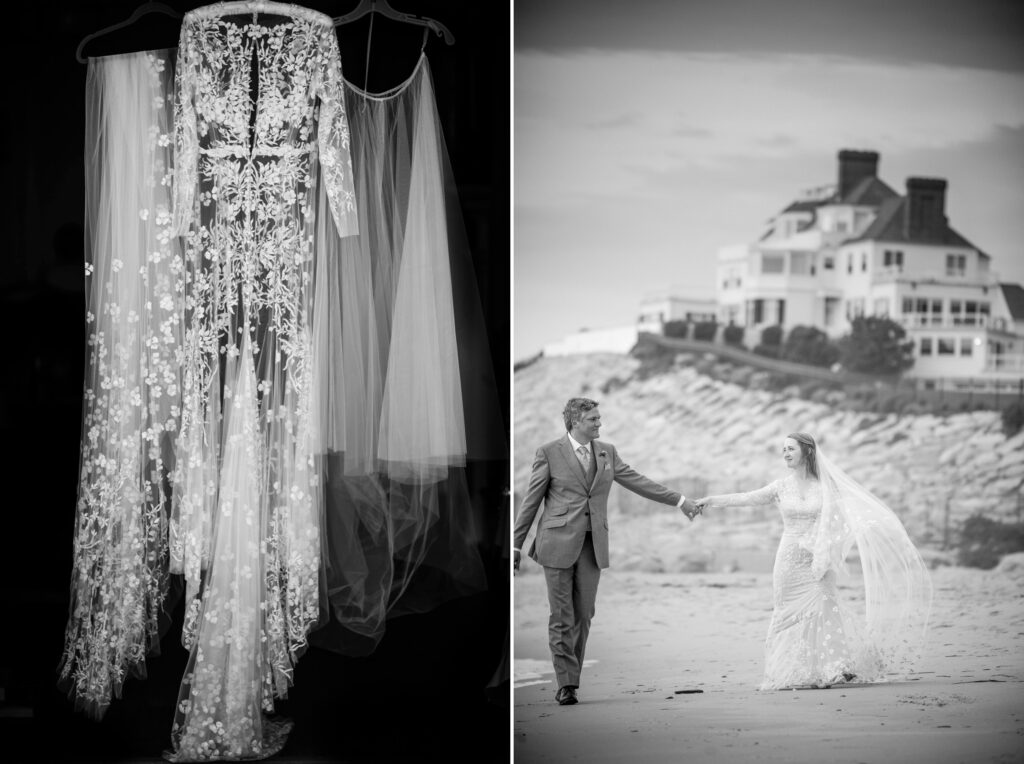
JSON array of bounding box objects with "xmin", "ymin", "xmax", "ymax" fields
[
  {"xmin": 585, "ymin": 113, "xmax": 641, "ymax": 130},
  {"xmin": 515, "ymin": 51, "xmax": 1024, "ymax": 210},
  {"xmin": 672, "ymin": 123, "xmax": 713, "ymax": 139}
]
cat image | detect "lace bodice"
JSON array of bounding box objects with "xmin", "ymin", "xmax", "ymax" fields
[{"xmin": 174, "ymin": 2, "xmax": 357, "ymax": 235}]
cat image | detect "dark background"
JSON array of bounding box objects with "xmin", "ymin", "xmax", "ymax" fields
[{"xmin": 0, "ymin": 2, "xmax": 510, "ymax": 761}]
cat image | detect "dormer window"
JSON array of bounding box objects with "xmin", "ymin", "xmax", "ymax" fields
[{"xmin": 945, "ymin": 254, "xmax": 966, "ymax": 277}]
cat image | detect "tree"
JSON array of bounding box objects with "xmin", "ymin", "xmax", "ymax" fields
[
  {"xmin": 781, "ymin": 325, "xmax": 841, "ymax": 368},
  {"xmin": 838, "ymin": 316, "xmax": 914, "ymax": 375}
]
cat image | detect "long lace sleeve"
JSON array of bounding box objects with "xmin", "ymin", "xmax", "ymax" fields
[
  {"xmin": 316, "ymin": 28, "xmax": 358, "ymax": 236},
  {"xmin": 172, "ymin": 21, "xmax": 198, "ymax": 235},
  {"xmin": 708, "ymin": 480, "xmax": 779, "ymax": 509}
]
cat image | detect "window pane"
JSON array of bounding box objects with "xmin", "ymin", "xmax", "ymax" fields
[
  {"xmin": 790, "ymin": 252, "xmax": 810, "ymax": 275},
  {"xmin": 762, "ymin": 254, "xmax": 784, "ymax": 274},
  {"xmin": 921, "ymin": 337, "xmax": 932, "ymax": 355},
  {"xmin": 938, "ymin": 338, "xmax": 956, "ymax": 355},
  {"xmin": 960, "ymin": 339, "xmax": 973, "ymax": 356}
]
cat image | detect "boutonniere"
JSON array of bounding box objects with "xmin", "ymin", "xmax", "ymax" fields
[{"xmin": 599, "ymin": 450, "xmax": 608, "ymax": 469}]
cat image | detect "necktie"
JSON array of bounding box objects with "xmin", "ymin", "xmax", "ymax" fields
[{"xmin": 576, "ymin": 445, "xmax": 591, "ymax": 471}]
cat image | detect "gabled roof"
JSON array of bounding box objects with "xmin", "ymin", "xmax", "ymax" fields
[
  {"xmin": 1000, "ymin": 283, "xmax": 1024, "ymax": 321},
  {"xmin": 840, "ymin": 176, "xmax": 900, "ymax": 206},
  {"xmin": 847, "ymin": 197, "xmax": 980, "ymax": 249},
  {"xmin": 781, "ymin": 199, "xmax": 824, "ymax": 214}
]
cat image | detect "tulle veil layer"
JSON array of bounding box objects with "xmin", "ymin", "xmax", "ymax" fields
[
  {"xmin": 58, "ymin": 49, "xmax": 182, "ymax": 720},
  {"xmin": 808, "ymin": 447, "xmax": 933, "ymax": 681},
  {"xmin": 309, "ymin": 54, "xmax": 505, "ymax": 652}
]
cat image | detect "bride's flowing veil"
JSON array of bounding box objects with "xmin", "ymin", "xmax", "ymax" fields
[
  {"xmin": 58, "ymin": 49, "xmax": 182, "ymax": 719},
  {"xmin": 812, "ymin": 447, "xmax": 933, "ymax": 679}
]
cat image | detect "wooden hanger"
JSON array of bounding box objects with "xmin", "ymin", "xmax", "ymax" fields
[
  {"xmin": 333, "ymin": 0, "xmax": 454, "ymax": 45},
  {"xmin": 75, "ymin": 2, "xmax": 183, "ymax": 64}
]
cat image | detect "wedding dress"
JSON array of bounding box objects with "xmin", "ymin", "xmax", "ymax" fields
[
  {"xmin": 710, "ymin": 450, "xmax": 932, "ymax": 690},
  {"xmin": 167, "ymin": 3, "xmax": 357, "ymax": 759}
]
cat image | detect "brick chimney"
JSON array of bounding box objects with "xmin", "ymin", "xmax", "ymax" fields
[
  {"xmin": 903, "ymin": 177, "xmax": 947, "ymax": 241},
  {"xmin": 837, "ymin": 149, "xmax": 879, "ymax": 200}
]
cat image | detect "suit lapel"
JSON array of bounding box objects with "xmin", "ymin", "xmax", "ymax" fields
[
  {"xmin": 559, "ymin": 435, "xmax": 590, "ymax": 490},
  {"xmin": 589, "ymin": 441, "xmax": 606, "ymax": 491}
]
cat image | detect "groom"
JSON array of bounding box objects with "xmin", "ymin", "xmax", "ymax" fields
[{"xmin": 513, "ymin": 397, "xmax": 698, "ymax": 705}]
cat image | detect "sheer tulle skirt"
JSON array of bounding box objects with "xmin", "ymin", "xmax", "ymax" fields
[{"xmin": 309, "ymin": 55, "xmax": 504, "ymax": 654}]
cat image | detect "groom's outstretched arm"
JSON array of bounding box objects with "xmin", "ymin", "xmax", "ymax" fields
[
  {"xmin": 513, "ymin": 446, "xmax": 551, "ymax": 555},
  {"xmin": 610, "ymin": 447, "xmax": 682, "ymax": 507}
]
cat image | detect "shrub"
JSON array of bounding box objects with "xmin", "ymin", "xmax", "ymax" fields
[
  {"xmin": 723, "ymin": 324, "xmax": 745, "ymax": 346},
  {"xmin": 837, "ymin": 316, "xmax": 914, "ymax": 376},
  {"xmin": 781, "ymin": 325, "xmax": 841, "ymax": 368},
  {"xmin": 1002, "ymin": 401, "xmax": 1024, "ymax": 437},
  {"xmin": 957, "ymin": 515, "xmax": 1024, "ymax": 569},
  {"xmin": 663, "ymin": 320, "xmax": 688, "ymax": 339},
  {"xmin": 693, "ymin": 320, "xmax": 718, "ymax": 341},
  {"xmin": 760, "ymin": 324, "xmax": 783, "ymax": 347}
]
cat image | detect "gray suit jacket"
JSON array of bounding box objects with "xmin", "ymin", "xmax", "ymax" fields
[{"xmin": 513, "ymin": 435, "xmax": 682, "ymax": 569}]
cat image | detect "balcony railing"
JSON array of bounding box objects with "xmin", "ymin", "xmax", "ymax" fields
[
  {"xmin": 987, "ymin": 356, "xmax": 1024, "ymax": 373},
  {"xmin": 871, "ymin": 266, "xmax": 904, "ymax": 282},
  {"xmin": 899, "ymin": 315, "xmax": 990, "ymax": 329}
]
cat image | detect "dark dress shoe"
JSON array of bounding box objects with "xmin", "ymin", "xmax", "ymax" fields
[{"xmin": 556, "ymin": 686, "xmax": 578, "ymax": 705}]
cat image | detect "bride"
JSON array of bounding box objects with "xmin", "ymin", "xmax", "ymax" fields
[{"xmin": 696, "ymin": 432, "xmax": 932, "ymax": 690}]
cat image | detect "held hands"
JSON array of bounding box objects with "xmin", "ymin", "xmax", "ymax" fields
[{"xmin": 680, "ymin": 497, "xmax": 701, "ymax": 521}]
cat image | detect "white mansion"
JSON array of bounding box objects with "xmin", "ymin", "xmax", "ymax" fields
[{"xmin": 715, "ymin": 150, "xmax": 1024, "ymax": 383}]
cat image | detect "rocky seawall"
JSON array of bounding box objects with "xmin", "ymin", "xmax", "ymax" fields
[{"xmin": 514, "ymin": 353, "xmax": 1024, "ymax": 574}]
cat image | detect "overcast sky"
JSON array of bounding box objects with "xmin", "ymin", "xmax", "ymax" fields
[{"xmin": 513, "ymin": 0, "xmax": 1024, "ymax": 360}]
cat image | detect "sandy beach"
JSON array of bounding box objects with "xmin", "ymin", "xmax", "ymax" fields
[{"xmin": 513, "ymin": 565, "xmax": 1024, "ymax": 764}]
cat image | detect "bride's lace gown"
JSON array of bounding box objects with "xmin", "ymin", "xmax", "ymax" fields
[
  {"xmin": 715, "ymin": 476, "xmax": 867, "ymax": 689},
  {"xmin": 168, "ymin": 4, "xmax": 356, "ymax": 759}
]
